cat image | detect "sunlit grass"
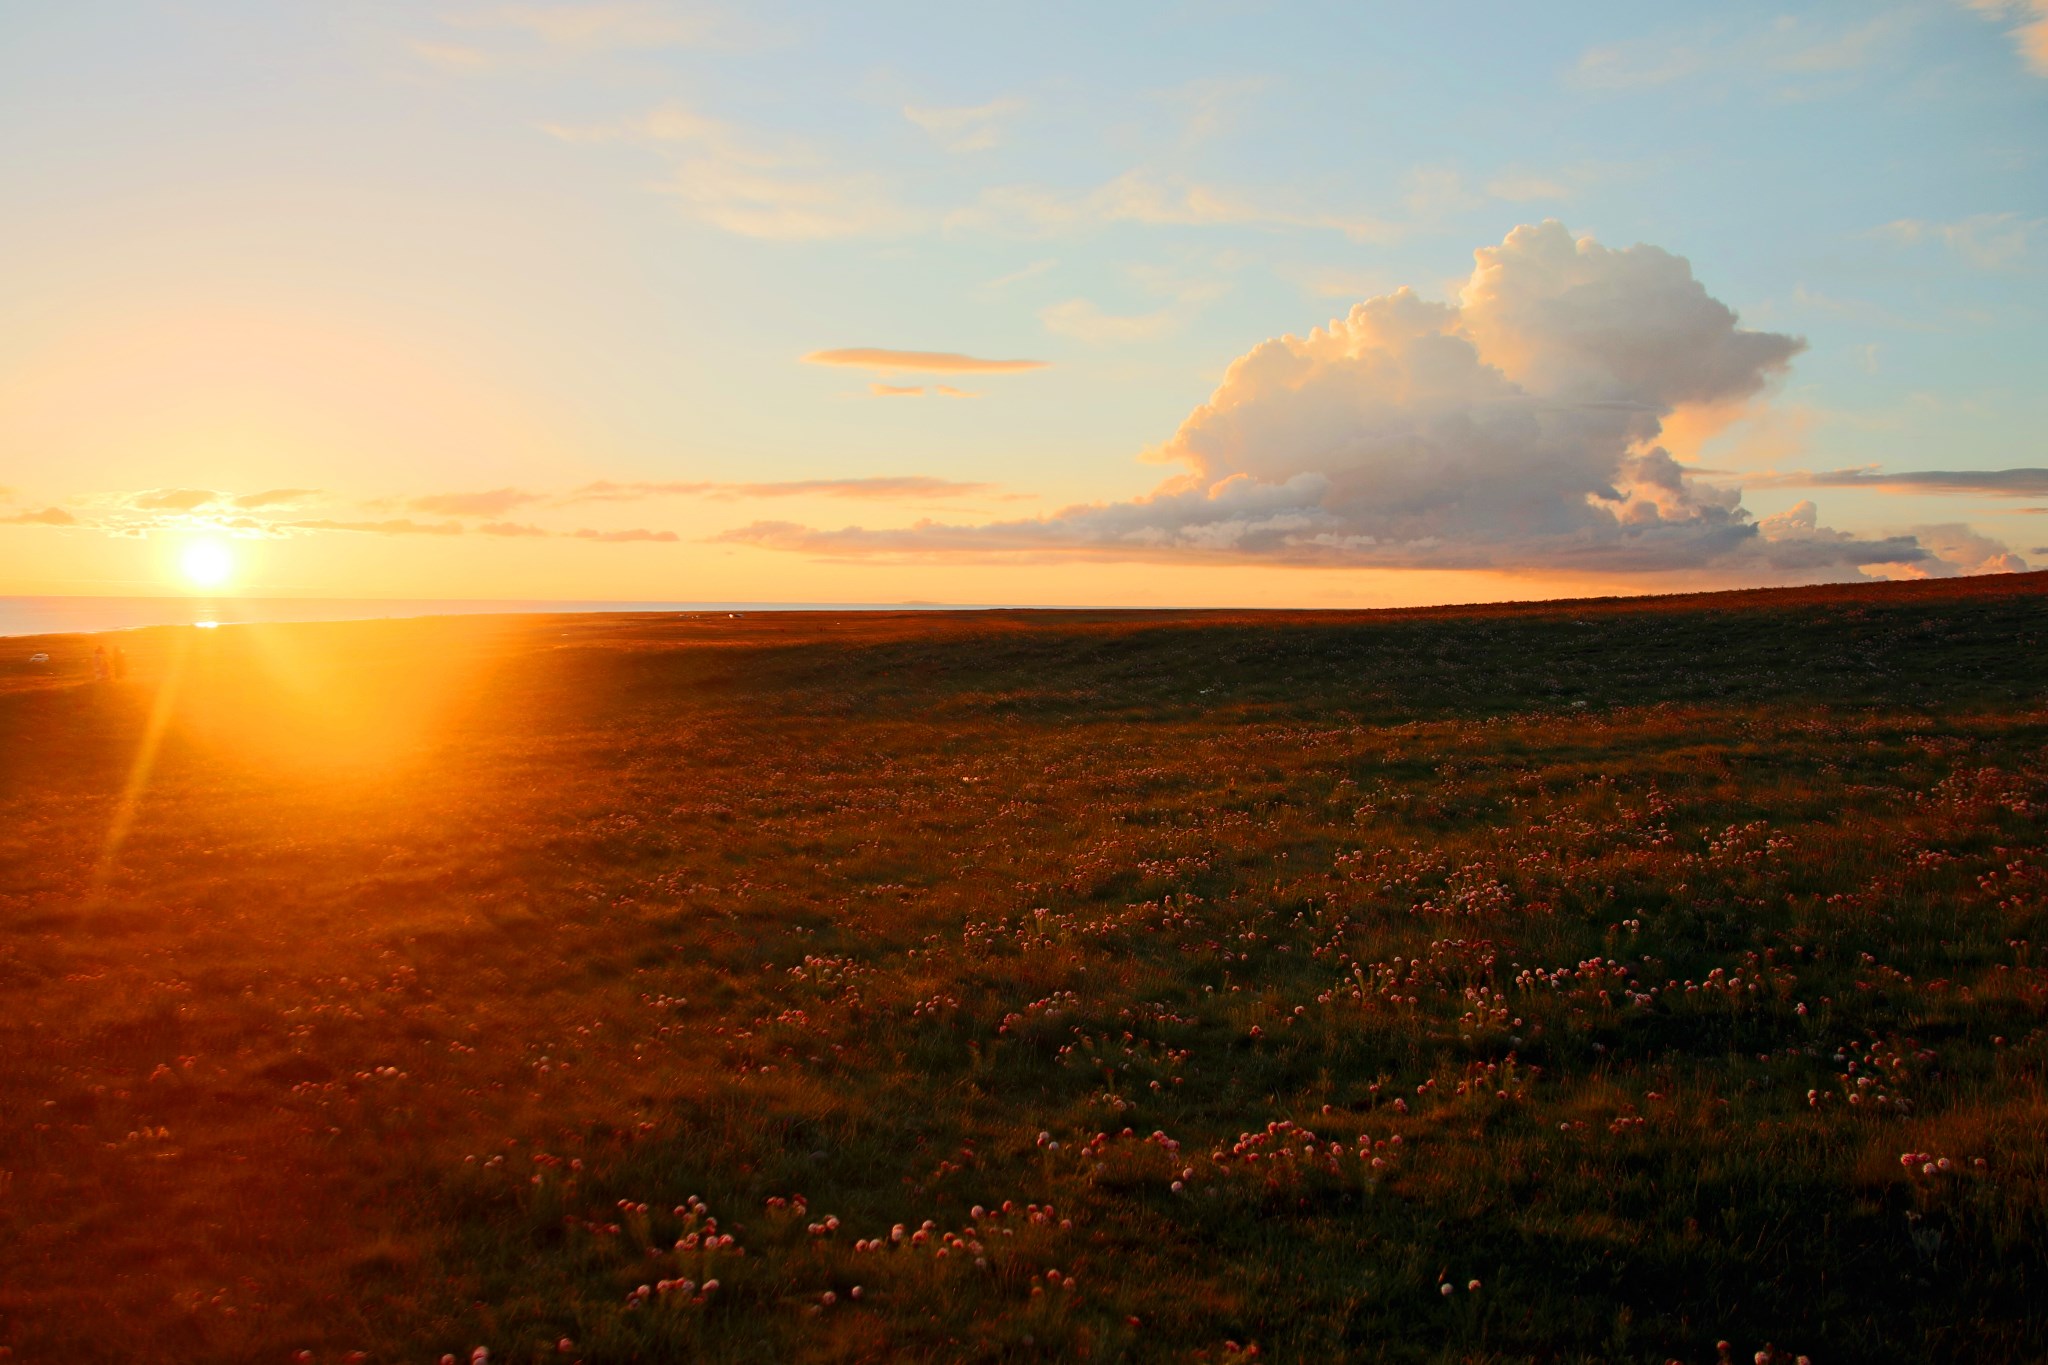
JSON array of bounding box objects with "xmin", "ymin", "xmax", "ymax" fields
[{"xmin": 0, "ymin": 575, "xmax": 2044, "ymax": 1363}]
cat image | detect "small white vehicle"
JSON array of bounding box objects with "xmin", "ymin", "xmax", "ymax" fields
[{"xmin": 28, "ymin": 652, "xmax": 49, "ymax": 663}]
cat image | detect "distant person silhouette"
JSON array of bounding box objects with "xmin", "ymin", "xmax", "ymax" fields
[{"xmin": 92, "ymin": 644, "xmax": 109, "ymax": 681}]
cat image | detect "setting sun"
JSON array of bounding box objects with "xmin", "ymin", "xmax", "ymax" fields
[{"xmin": 180, "ymin": 538, "xmax": 233, "ymax": 588}]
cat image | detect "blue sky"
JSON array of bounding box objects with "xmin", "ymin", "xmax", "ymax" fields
[{"xmin": 1, "ymin": 1, "xmax": 2043, "ymax": 604}]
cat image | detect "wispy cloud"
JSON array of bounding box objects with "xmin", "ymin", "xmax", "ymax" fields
[
  {"xmin": 569, "ymin": 526, "xmax": 680, "ymax": 542},
  {"xmin": 945, "ymin": 172, "xmax": 1401, "ymax": 243},
  {"xmin": 565, "ymin": 476, "xmax": 1008, "ymax": 502},
  {"xmin": 902, "ymin": 98, "xmax": 1025, "ymax": 152},
  {"xmin": 1, "ymin": 506, "xmax": 77, "ymax": 526},
  {"xmin": 131, "ymin": 488, "xmax": 219, "ymax": 511},
  {"xmin": 1039, "ymin": 298, "xmax": 1184, "ymax": 344},
  {"xmin": 1742, "ymin": 466, "xmax": 2048, "ymax": 497},
  {"xmin": 477, "ymin": 520, "xmax": 550, "ymax": 536},
  {"xmin": 1156, "ymin": 75, "xmax": 1270, "ymax": 145},
  {"xmin": 548, "ymin": 101, "xmax": 919, "ymax": 240},
  {"xmin": 1096, "ymin": 172, "xmax": 1402, "ymax": 243},
  {"xmin": 804, "ymin": 348, "xmax": 1048, "ymax": 374},
  {"xmin": 666, "ymin": 162, "xmax": 917, "ymax": 240},
  {"xmin": 976, "ymin": 258, "xmax": 1059, "ymax": 296},
  {"xmin": 1570, "ymin": 11, "xmax": 1918, "ymax": 95},
  {"xmin": 1486, "ymin": 173, "xmax": 1572, "ymax": 202},
  {"xmin": 282, "ymin": 518, "xmax": 466, "ymax": 536},
  {"xmin": 1878, "ymin": 212, "xmax": 2042, "ymax": 270},
  {"xmin": 483, "ymin": 2, "xmax": 720, "ymax": 50},
  {"xmin": 860, "ymin": 381, "xmax": 985, "ymax": 398},
  {"xmin": 417, "ymin": 2, "xmax": 731, "ymax": 69},
  {"xmin": 409, "ymin": 487, "xmax": 542, "ymax": 516},
  {"xmin": 408, "ymin": 40, "xmax": 502, "ymax": 70},
  {"xmin": 1963, "ymin": 0, "xmax": 2048, "ymax": 75},
  {"xmin": 232, "ymin": 488, "xmax": 320, "ymax": 509},
  {"xmin": 1039, "ymin": 259, "xmax": 1231, "ymax": 345},
  {"xmin": 546, "ymin": 102, "xmax": 787, "ymax": 165},
  {"xmin": 950, "ymin": 164, "xmax": 1554, "ymax": 246}
]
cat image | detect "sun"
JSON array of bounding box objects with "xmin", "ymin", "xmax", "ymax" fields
[{"xmin": 180, "ymin": 539, "xmax": 235, "ymax": 589}]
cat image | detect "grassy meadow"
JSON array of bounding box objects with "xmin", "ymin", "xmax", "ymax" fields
[{"xmin": 3, "ymin": 573, "xmax": 2047, "ymax": 1364}]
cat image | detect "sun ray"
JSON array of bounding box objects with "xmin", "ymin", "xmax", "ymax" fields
[{"xmin": 89, "ymin": 631, "xmax": 192, "ymax": 906}]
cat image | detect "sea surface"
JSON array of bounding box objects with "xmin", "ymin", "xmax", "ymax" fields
[{"xmin": 0, "ymin": 596, "xmax": 989, "ymax": 638}]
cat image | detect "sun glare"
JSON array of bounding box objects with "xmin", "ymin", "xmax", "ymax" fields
[{"xmin": 180, "ymin": 539, "xmax": 234, "ymax": 589}]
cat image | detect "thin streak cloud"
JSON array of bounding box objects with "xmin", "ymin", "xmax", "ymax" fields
[
  {"xmin": 282, "ymin": 518, "xmax": 466, "ymax": 536},
  {"xmin": 409, "ymin": 488, "xmax": 542, "ymax": 517},
  {"xmin": 1743, "ymin": 466, "xmax": 2048, "ymax": 497},
  {"xmin": 804, "ymin": 348, "xmax": 1049, "ymax": 374},
  {"xmin": 564, "ymin": 476, "xmax": 1008, "ymax": 502}
]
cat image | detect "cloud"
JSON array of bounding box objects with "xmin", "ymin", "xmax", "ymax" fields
[
  {"xmin": 565, "ymin": 476, "xmax": 1006, "ymax": 502},
  {"xmin": 1039, "ymin": 260, "xmax": 1232, "ymax": 344},
  {"xmin": 570, "ymin": 526, "xmax": 679, "ymax": 542},
  {"xmin": 663, "ymin": 162, "xmax": 915, "ymax": 241},
  {"xmin": 131, "ymin": 488, "xmax": 219, "ymax": 511},
  {"xmin": 1570, "ymin": 12, "xmax": 1917, "ymax": 94},
  {"xmin": 1, "ymin": 506, "xmax": 78, "ymax": 526},
  {"xmin": 1964, "ymin": 0, "xmax": 2048, "ymax": 75},
  {"xmin": 484, "ymin": 2, "xmax": 718, "ymax": 50},
  {"xmin": 855, "ymin": 381, "xmax": 989, "ymax": 399},
  {"xmin": 1861, "ymin": 518, "xmax": 2032, "ymax": 577},
  {"xmin": 1158, "ymin": 75, "xmax": 1270, "ymax": 145},
  {"xmin": 951, "ymin": 165, "xmax": 1598, "ymax": 247},
  {"xmin": 902, "ymin": 98, "xmax": 1025, "ymax": 152},
  {"xmin": 946, "ymin": 172, "xmax": 1404, "ymax": 244},
  {"xmin": 1040, "ymin": 299, "xmax": 1184, "ymax": 344},
  {"xmin": 477, "ymin": 521, "xmax": 550, "ymax": 536},
  {"xmin": 545, "ymin": 101, "xmax": 782, "ymax": 163},
  {"xmin": 1095, "ymin": 172, "xmax": 1401, "ymax": 243},
  {"xmin": 1745, "ymin": 466, "xmax": 2048, "ymax": 498},
  {"xmin": 804, "ymin": 348, "xmax": 1048, "ymax": 374},
  {"xmin": 1486, "ymin": 174, "xmax": 1572, "ymax": 202},
  {"xmin": 284, "ymin": 518, "xmax": 465, "ymax": 536},
  {"xmin": 719, "ymin": 221, "xmax": 2022, "ymax": 580},
  {"xmin": 1879, "ymin": 213, "xmax": 2042, "ymax": 270},
  {"xmin": 232, "ymin": 488, "xmax": 320, "ymax": 509},
  {"xmin": 408, "ymin": 487, "xmax": 541, "ymax": 516},
  {"xmin": 548, "ymin": 102, "xmax": 919, "ymax": 240}
]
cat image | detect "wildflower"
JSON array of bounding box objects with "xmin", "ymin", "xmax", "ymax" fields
[
  {"xmin": 1440, "ymin": 1283, "xmax": 1454, "ymax": 1297},
  {"xmin": 1468, "ymin": 1279, "xmax": 1481, "ymax": 1292}
]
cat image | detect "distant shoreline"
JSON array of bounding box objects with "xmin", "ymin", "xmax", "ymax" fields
[
  {"xmin": 0, "ymin": 596, "xmax": 1011, "ymax": 639},
  {"xmin": 6, "ymin": 571, "xmax": 2047, "ymax": 640}
]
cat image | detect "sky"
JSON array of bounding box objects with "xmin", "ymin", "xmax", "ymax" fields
[{"xmin": 2, "ymin": 0, "xmax": 2044, "ymax": 608}]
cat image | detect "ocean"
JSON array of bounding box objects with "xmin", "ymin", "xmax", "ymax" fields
[{"xmin": 0, "ymin": 596, "xmax": 988, "ymax": 638}]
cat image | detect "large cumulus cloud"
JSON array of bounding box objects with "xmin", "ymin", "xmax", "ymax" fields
[{"xmin": 723, "ymin": 221, "xmax": 2025, "ymax": 579}]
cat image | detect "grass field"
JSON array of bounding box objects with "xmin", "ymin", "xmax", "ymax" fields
[{"xmin": 3, "ymin": 573, "xmax": 2046, "ymax": 1364}]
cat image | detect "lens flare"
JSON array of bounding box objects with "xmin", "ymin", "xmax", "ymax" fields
[{"xmin": 181, "ymin": 539, "xmax": 234, "ymax": 588}]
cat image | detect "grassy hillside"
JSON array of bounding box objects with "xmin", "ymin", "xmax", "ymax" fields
[{"xmin": 3, "ymin": 573, "xmax": 2046, "ymax": 1363}]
